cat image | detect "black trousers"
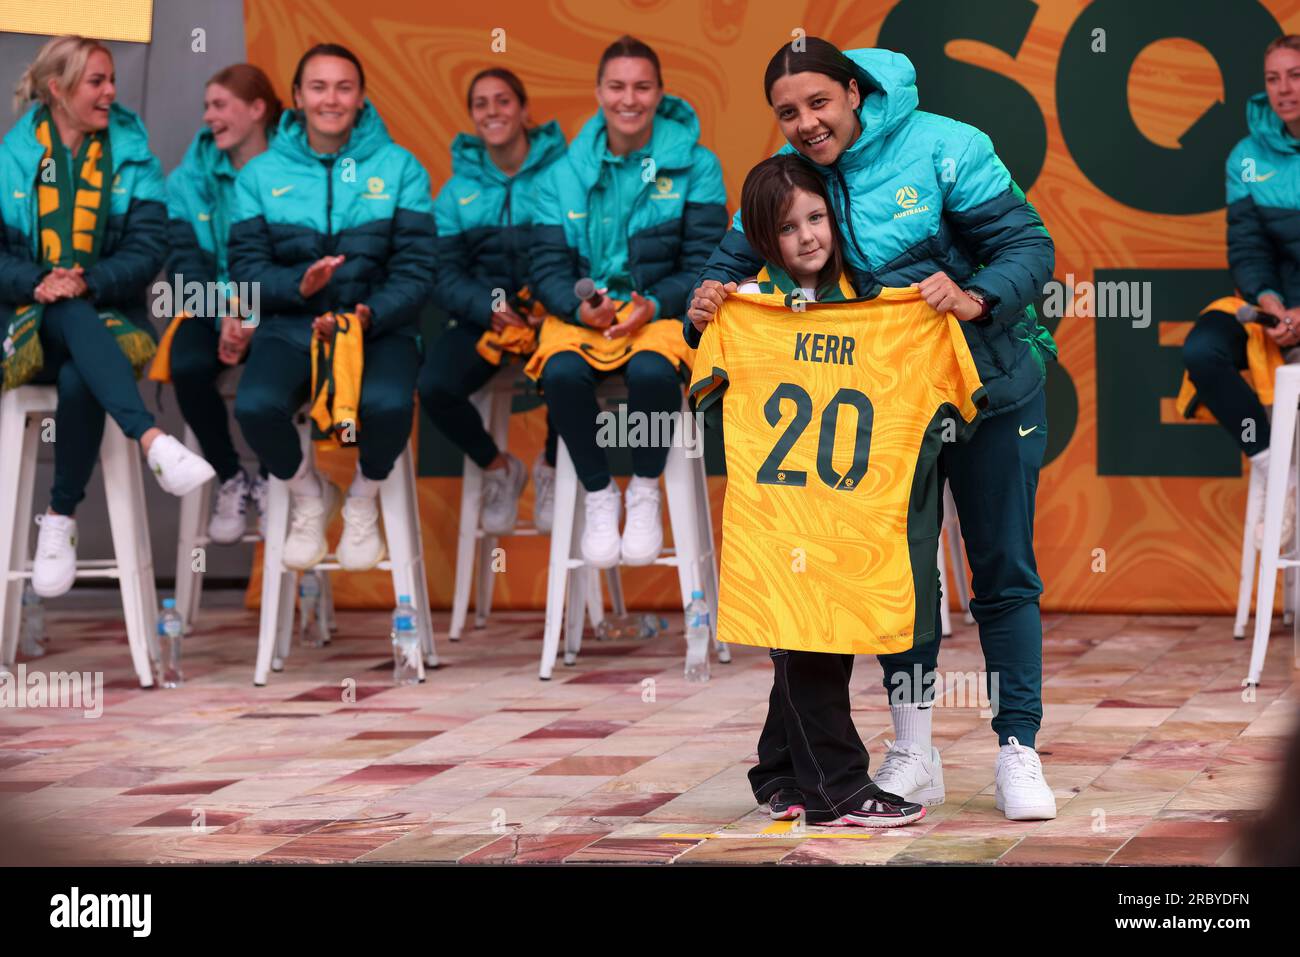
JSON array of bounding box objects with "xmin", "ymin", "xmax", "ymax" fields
[{"xmin": 748, "ymin": 649, "xmax": 877, "ymax": 823}]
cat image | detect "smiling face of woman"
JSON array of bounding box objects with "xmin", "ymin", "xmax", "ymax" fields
[
  {"xmin": 596, "ymin": 56, "xmax": 662, "ymax": 149},
  {"xmin": 768, "ymin": 71, "xmax": 861, "ymax": 167},
  {"xmin": 470, "ymin": 75, "xmax": 527, "ymax": 148},
  {"xmin": 53, "ymin": 48, "xmax": 115, "ymax": 133},
  {"xmin": 293, "ymin": 54, "xmax": 364, "ymax": 146},
  {"xmin": 204, "ymin": 81, "xmax": 266, "ymax": 154},
  {"xmin": 1265, "ymin": 45, "xmax": 1300, "ymax": 130}
]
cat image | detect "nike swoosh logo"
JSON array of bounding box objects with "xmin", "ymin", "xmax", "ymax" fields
[
  {"xmin": 12, "ymin": 191, "xmax": 25, "ymax": 199},
  {"xmin": 271, "ymin": 185, "xmax": 294, "ymax": 197},
  {"xmin": 197, "ymin": 212, "xmax": 210, "ymax": 221},
  {"xmin": 1257, "ymin": 170, "xmax": 1277, "ymax": 182},
  {"xmin": 1018, "ymin": 425, "xmax": 1038, "ymax": 437},
  {"xmin": 567, "ymin": 210, "xmax": 587, "ymax": 220},
  {"xmin": 458, "ymin": 192, "xmax": 479, "ymax": 206}
]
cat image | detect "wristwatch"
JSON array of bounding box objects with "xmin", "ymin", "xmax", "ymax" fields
[{"xmin": 965, "ymin": 287, "xmax": 993, "ymax": 319}]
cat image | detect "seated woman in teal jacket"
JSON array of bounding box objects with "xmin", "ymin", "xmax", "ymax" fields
[
  {"xmin": 528, "ymin": 36, "xmax": 728, "ymax": 569},
  {"xmin": 0, "ymin": 35, "xmax": 214, "ymax": 600},
  {"xmin": 229, "ymin": 44, "xmax": 435, "ymax": 573},
  {"xmin": 1184, "ymin": 34, "xmax": 1300, "ymax": 546},
  {"xmin": 162, "ymin": 63, "xmax": 281, "ymax": 545},
  {"xmin": 417, "ymin": 68, "xmax": 566, "ymax": 537}
]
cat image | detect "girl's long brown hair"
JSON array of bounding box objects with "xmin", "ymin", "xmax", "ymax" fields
[{"xmin": 740, "ymin": 154, "xmax": 846, "ymax": 298}]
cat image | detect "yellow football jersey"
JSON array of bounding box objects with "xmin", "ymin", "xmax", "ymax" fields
[{"xmin": 688, "ymin": 286, "xmax": 987, "ymax": 655}]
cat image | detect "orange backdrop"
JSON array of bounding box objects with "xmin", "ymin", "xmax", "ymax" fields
[{"xmin": 243, "ymin": 0, "xmax": 1299, "ymax": 614}]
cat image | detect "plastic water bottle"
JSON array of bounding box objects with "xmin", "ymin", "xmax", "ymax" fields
[
  {"xmin": 297, "ymin": 571, "xmax": 327, "ymax": 648},
  {"xmin": 595, "ymin": 612, "xmax": 669, "ymax": 641},
  {"xmin": 158, "ymin": 598, "xmax": 184, "ymax": 688},
  {"xmin": 391, "ymin": 595, "xmax": 421, "ymax": 685},
  {"xmin": 20, "ymin": 583, "xmax": 45, "ymax": 658},
  {"xmin": 684, "ymin": 590, "xmax": 711, "ymax": 683}
]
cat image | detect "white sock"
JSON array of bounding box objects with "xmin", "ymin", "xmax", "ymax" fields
[
  {"xmin": 287, "ymin": 459, "xmax": 322, "ymax": 498},
  {"xmin": 628, "ymin": 474, "xmax": 658, "ymax": 493},
  {"xmin": 349, "ymin": 467, "xmax": 380, "ymax": 499},
  {"xmin": 1249, "ymin": 449, "xmax": 1270, "ymax": 469},
  {"xmin": 891, "ymin": 702, "xmax": 933, "ymax": 751}
]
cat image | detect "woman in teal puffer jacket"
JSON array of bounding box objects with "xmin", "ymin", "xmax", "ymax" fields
[
  {"xmin": 687, "ymin": 38, "xmax": 1058, "ymax": 823},
  {"xmin": 229, "ymin": 44, "xmax": 435, "ymax": 574},
  {"xmin": 162, "ymin": 63, "xmax": 281, "ymax": 545},
  {"xmin": 417, "ymin": 68, "xmax": 566, "ymax": 537},
  {"xmin": 0, "ymin": 35, "xmax": 214, "ymax": 599},
  {"xmin": 528, "ymin": 36, "xmax": 728, "ymax": 570}
]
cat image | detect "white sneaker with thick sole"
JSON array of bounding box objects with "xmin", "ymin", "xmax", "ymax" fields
[
  {"xmin": 337, "ymin": 495, "xmax": 387, "ymax": 571},
  {"xmin": 872, "ymin": 739, "xmax": 946, "ymax": 807},
  {"xmin": 208, "ymin": 469, "xmax": 250, "ymax": 545},
  {"xmin": 581, "ymin": 482, "xmax": 622, "ymax": 568},
  {"xmin": 147, "ymin": 433, "xmax": 217, "ymax": 497},
  {"xmin": 994, "ymin": 736, "xmax": 1057, "ymax": 820},
  {"xmin": 283, "ymin": 480, "xmax": 340, "ymax": 571},
  {"xmin": 532, "ymin": 455, "xmax": 556, "ymax": 533},
  {"xmin": 621, "ymin": 477, "xmax": 663, "ymax": 566},
  {"xmin": 31, "ymin": 513, "xmax": 77, "ymax": 598},
  {"xmin": 481, "ymin": 453, "xmax": 527, "ymax": 535},
  {"xmin": 249, "ymin": 475, "xmax": 269, "ymax": 538}
]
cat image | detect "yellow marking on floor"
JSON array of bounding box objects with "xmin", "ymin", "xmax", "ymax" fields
[{"xmin": 660, "ymin": 821, "xmax": 874, "ymax": 841}]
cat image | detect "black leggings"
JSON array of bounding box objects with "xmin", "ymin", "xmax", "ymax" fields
[
  {"xmin": 169, "ymin": 317, "xmax": 264, "ymax": 483},
  {"xmin": 417, "ymin": 321, "xmax": 556, "ymax": 469},
  {"xmin": 540, "ymin": 350, "xmax": 682, "ymax": 492},
  {"xmin": 30, "ymin": 299, "xmax": 156, "ymax": 515},
  {"xmin": 1183, "ymin": 310, "xmax": 1270, "ymax": 456}
]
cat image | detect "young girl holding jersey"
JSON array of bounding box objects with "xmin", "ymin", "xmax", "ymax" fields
[{"xmin": 708, "ymin": 154, "xmax": 925, "ymax": 828}]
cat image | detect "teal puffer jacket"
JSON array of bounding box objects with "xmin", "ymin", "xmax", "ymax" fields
[
  {"xmin": 0, "ymin": 102, "xmax": 166, "ymax": 333},
  {"xmin": 689, "ymin": 48, "xmax": 1057, "ymax": 418},
  {"xmin": 227, "ymin": 102, "xmax": 435, "ymax": 349},
  {"xmin": 436, "ymin": 120, "xmax": 567, "ymax": 329},
  {"xmin": 1225, "ymin": 93, "xmax": 1300, "ymax": 307},
  {"xmin": 530, "ymin": 95, "xmax": 729, "ymax": 323}
]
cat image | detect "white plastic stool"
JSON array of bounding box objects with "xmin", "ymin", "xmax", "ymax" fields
[
  {"xmin": 173, "ymin": 370, "xmax": 337, "ymax": 637},
  {"xmin": 449, "ymin": 365, "xmax": 626, "ymax": 640},
  {"xmin": 937, "ymin": 480, "xmax": 973, "ymax": 637},
  {"xmin": 1235, "ymin": 453, "xmax": 1294, "ymax": 639},
  {"xmin": 253, "ymin": 412, "xmax": 437, "ymax": 685},
  {"xmin": 539, "ymin": 388, "xmax": 725, "ymax": 680},
  {"xmin": 1248, "ymin": 364, "xmax": 1300, "ymax": 684},
  {"xmin": 0, "ymin": 385, "xmax": 160, "ymax": 686}
]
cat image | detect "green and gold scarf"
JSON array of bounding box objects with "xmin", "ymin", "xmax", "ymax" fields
[{"xmin": 1, "ymin": 106, "xmax": 155, "ymax": 391}]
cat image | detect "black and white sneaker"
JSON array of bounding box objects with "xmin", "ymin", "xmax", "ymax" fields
[
  {"xmin": 823, "ymin": 790, "xmax": 926, "ymax": 828},
  {"xmin": 768, "ymin": 788, "xmax": 806, "ymax": 821}
]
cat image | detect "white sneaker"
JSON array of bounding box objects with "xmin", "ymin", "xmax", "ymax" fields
[
  {"xmin": 207, "ymin": 469, "xmax": 250, "ymax": 545},
  {"xmin": 1255, "ymin": 467, "xmax": 1297, "ymax": 551},
  {"xmin": 283, "ymin": 480, "xmax": 340, "ymax": 570},
  {"xmin": 581, "ymin": 482, "xmax": 622, "ymax": 568},
  {"xmin": 621, "ymin": 477, "xmax": 663, "ymax": 566},
  {"xmin": 994, "ymin": 736, "xmax": 1057, "ymax": 820},
  {"xmin": 31, "ymin": 514, "xmax": 77, "ymax": 598},
  {"xmin": 481, "ymin": 453, "xmax": 527, "ymax": 535},
  {"xmin": 249, "ymin": 475, "xmax": 269, "ymax": 538},
  {"xmin": 146, "ymin": 434, "xmax": 217, "ymax": 497},
  {"xmin": 532, "ymin": 455, "xmax": 556, "ymax": 533},
  {"xmin": 337, "ymin": 494, "xmax": 387, "ymax": 571},
  {"xmin": 872, "ymin": 739, "xmax": 946, "ymax": 807}
]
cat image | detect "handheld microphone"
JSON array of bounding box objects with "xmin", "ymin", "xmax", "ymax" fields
[
  {"xmin": 574, "ymin": 277, "xmax": 605, "ymax": 308},
  {"xmin": 1236, "ymin": 304, "xmax": 1280, "ymax": 328}
]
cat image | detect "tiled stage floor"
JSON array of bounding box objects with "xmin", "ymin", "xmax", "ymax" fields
[{"xmin": 1, "ymin": 598, "xmax": 1296, "ymax": 865}]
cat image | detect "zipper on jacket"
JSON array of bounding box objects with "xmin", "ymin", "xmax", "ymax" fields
[
  {"xmin": 832, "ymin": 165, "xmax": 870, "ymax": 269},
  {"xmin": 323, "ymin": 157, "xmax": 336, "ymax": 251},
  {"xmin": 502, "ymin": 178, "xmax": 519, "ymax": 294}
]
